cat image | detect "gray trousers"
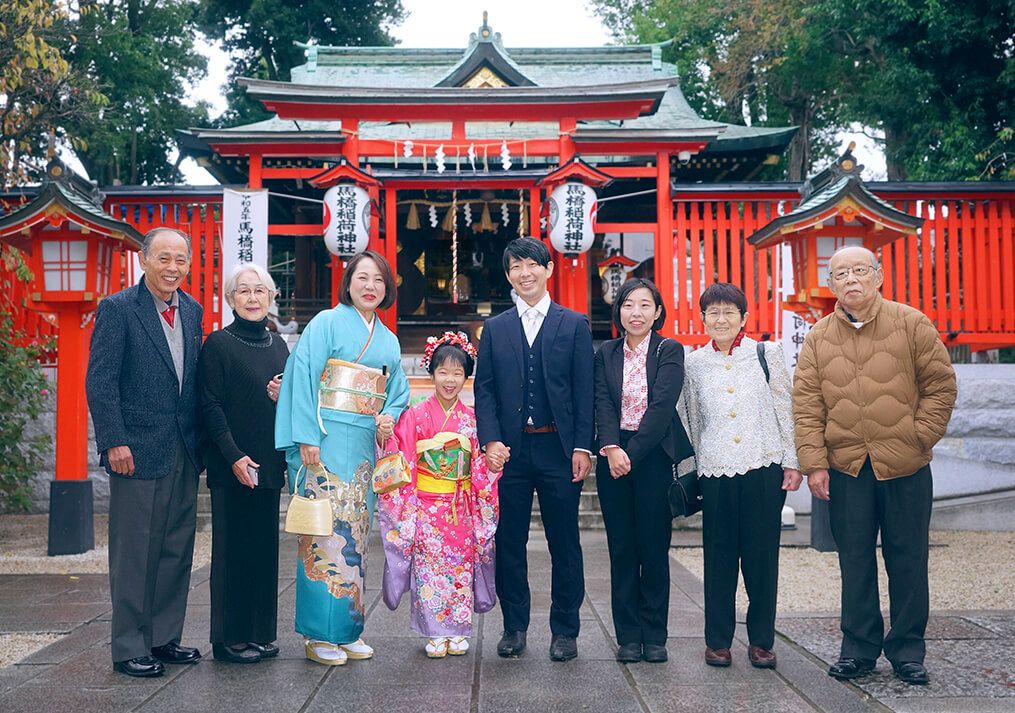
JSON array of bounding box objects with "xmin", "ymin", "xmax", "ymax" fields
[{"xmin": 108, "ymin": 438, "xmax": 198, "ymax": 662}]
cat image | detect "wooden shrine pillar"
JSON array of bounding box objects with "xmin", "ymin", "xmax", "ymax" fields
[
  {"xmin": 655, "ymin": 151, "xmax": 676, "ymax": 337},
  {"xmin": 381, "ymin": 186, "xmax": 398, "ymax": 333}
]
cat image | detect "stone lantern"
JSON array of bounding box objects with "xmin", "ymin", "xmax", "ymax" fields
[{"xmin": 0, "ymin": 162, "xmax": 143, "ymax": 554}]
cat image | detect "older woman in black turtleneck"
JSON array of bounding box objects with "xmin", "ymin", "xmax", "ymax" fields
[{"xmin": 198, "ymin": 263, "xmax": 290, "ymax": 664}]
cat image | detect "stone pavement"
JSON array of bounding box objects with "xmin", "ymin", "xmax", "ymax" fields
[{"xmin": 1, "ymin": 530, "xmax": 1013, "ymax": 713}]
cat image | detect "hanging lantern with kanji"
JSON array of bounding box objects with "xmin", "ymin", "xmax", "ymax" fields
[
  {"xmin": 598, "ymin": 254, "xmax": 638, "ymax": 305},
  {"xmin": 322, "ymin": 182, "xmax": 371, "ymax": 258},
  {"xmin": 547, "ymin": 181, "xmax": 597, "ymax": 257}
]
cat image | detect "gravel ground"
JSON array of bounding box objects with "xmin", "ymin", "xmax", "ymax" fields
[
  {"xmin": 0, "ymin": 634, "xmax": 62, "ymax": 668},
  {"xmin": 0, "ymin": 514, "xmax": 212, "ymax": 575},
  {"xmin": 672, "ymin": 530, "xmax": 1015, "ymax": 613}
]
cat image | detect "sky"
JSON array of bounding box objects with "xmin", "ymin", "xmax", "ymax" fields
[{"xmin": 178, "ymin": 0, "xmax": 886, "ymax": 184}]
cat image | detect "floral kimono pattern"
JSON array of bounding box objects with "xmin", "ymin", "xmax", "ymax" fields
[
  {"xmin": 275, "ymin": 304, "xmax": 409, "ymax": 644},
  {"xmin": 377, "ymin": 396, "xmax": 500, "ymax": 638}
]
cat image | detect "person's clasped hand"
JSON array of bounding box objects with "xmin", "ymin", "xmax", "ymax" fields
[{"xmin": 605, "ymin": 447, "xmax": 632, "ymax": 479}]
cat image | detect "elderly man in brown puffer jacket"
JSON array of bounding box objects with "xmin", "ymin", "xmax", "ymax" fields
[{"xmin": 793, "ymin": 245, "xmax": 956, "ymax": 687}]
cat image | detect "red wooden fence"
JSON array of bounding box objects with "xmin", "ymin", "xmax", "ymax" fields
[{"xmin": 3, "ymin": 186, "xmax": 1013, "ymax": 354}]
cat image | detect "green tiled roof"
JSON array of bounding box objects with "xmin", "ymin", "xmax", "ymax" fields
[{"xmin": 200, "ymin": 24, "xmax": 793, "ymax": 155}]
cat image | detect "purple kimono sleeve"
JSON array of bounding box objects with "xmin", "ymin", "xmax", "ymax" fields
[
  {"xmin": 470, "ymin": 439, "xmax": 501, "ymax": 613},
  {"xmin": 376, "ymin": 407, "xmax": 419, "ymax": 611}
]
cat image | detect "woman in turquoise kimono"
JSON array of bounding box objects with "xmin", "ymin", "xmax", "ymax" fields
[{"xmin": 275, "ymin": 250, "xmax": 409, "ymax": 666}]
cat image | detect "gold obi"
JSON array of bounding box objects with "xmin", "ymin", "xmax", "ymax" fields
[
  {"xmin": 416, "ymin": 432, "xmax": 472, "ymax": 522},
  {"xmin": 319, "ymin": 358, "xmax": 388, "ymax": 415}
]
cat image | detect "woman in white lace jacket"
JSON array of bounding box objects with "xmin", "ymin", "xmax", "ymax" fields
[{"xmin": 681, "ymin": 283, "xmax": 802, "ymax": 671}]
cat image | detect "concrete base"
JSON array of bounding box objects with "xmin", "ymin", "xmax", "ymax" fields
[
  {"xmin": 931, "ymin": 489, "xmax": 1015, "ymax": 531},
  {"xmin": 47, "ymin": 480, "xmax": 94, "ymax": 556}
]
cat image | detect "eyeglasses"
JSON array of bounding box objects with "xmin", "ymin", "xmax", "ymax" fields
[
  {"xmin": 233, "ymin": 286, "xmax": 271, "ymax": 299},
  {"xmin": 703, "ymin": 308, "xmax": 741, "ymax": 321},
  {"xmin": 830, "ymin": 265, "xmax": 877, "ymax": 282}
]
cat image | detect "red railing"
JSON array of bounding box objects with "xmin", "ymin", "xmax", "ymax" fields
[{"xmin": 671, "ymin": 187, "xmax": 1015, "ymax": 350}]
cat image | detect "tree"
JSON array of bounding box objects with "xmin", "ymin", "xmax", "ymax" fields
[
  {"xmin": 592, "ymin": 0, "xmax": 1015, "ymax": 181},
  {"xmin": 199, "ymin": 0, "xmax": 406, "ymax": 125},
  {"xmin": 64, "ymin": 1, "xmax": 211, "ymax": 185},
  {"xmin": 591, "ymin": 0, "xmax": 846, "ymax": 180},
  {"xmin": 0, "ymin": 0, "xmax": 103, "ymax": 186},
  {"xmin": 821, "ymin": 0, "xmax": 1013, "ymax": 180}
]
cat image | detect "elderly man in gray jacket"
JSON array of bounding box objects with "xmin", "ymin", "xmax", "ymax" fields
[{"xmin": 86, "ymin": 227, "xmax": 204, "ymax": 677}]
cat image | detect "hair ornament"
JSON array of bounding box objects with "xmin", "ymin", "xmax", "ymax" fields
[{"xmin": 420, "ymin": 330, "xmax": 477, "ymax": 371}]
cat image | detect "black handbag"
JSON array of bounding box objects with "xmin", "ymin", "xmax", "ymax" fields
[{"xmin": 668, "ymin": 463, "xmax": 702, "ymax": 518}]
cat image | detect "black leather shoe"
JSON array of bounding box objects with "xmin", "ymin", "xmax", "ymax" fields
[
  {"xmin": 549, "ymin": 634, "xmax": 578, "ymax": 662},
  {"xmin": 213, "ymin": 643, "xmax": 261, "ymax": 664},
  {"xmin": 113, "ymin": 655, "xmax": 165, "ymax": 678},
  {"xmin": 616, "ymin": 643, "xmax": 642, "ymax": 663},
  {"xmin": 893, "ymin": 661, "xmax": 929, "ymax": 685},
  {"xmin": 497, "ymin": 631, "xmax": 527, "ymax": 658},
  {"xmin": 151, "ymin": 641, "xmax": 202, "ymax": 664},
  {"xmin": 247, "ymin": 642, "xmax": 279, "ymax": 658},
  {"xmin": 642, "ymin": 644, "xmax": 668, "ymax": 663},
  {"xmin": 828, "ymin": 657, "xmax": 877, "ymax": 680}
]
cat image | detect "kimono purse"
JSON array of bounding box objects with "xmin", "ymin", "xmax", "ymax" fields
[
  {"xmin": 319, "ymin": 359, "xmax": 388, "ymax": 416},
  {"xmin": 284, "ymin": 464, "xmax": 334, "ymax": 537},
  {"xmin": 372, "ymin": 452, "xmax": 411, "ymax": 494}
]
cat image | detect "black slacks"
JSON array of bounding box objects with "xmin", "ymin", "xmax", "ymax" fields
[
  {"xmin": 700, "ymin": 463, "xmax": 786, "ymax": 650},
  {"xmin": 829, "ymin": 458, "xmax": 932, "ymax": 665},
  {"xmin": 108, "ymin": 438, "xmax": 198, "ymax": 662},
  {"xmin": 209, "ymin": 482, "xmax": 281, "ymax": 647},
  {"xmin": 495, "ymin": 432, "xmax": 585, "ymax": 637},
  {"xmin": 597, "ymin": 433, "xmax": 673, "ymax": 646}
]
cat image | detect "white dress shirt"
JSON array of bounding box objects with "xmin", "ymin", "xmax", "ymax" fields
[{"xmin": 516, "ymin": 292, "xmax": 551, "ymax": 347}]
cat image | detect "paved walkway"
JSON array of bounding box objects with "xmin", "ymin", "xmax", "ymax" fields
[{"xmin": 1, "ymin": 530, "xmax": 1012, "ymax": 713}]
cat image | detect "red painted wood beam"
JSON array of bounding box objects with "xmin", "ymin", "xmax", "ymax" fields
[{"xmin": 261, "ymin": 98, "xmax": 661, "ymax": 123}]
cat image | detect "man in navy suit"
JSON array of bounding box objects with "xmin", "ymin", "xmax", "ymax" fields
[
  {"xmin": 475, "ymin": 237, "xmax": 594, "ymax": 661},
  {"xmin": 86, "ymin": 228, "xmax": 204, "ymax": 677}
]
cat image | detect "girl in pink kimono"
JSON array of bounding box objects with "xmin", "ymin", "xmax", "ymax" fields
[{"xmin": 377, "ymin": 331, "xmax": 500, "ymax": 658}]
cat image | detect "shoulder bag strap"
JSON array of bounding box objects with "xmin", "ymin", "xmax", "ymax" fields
[{"xmin": 756, "ymin": 340, "xmax": 770, "ymax": 384}]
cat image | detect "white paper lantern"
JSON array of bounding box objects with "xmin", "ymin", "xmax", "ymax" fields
[
  {"xmin": 548, "ymin": 181, "xmax": 597, "ymax": 256},
  {"xmin": 322, "ymin": 183, "xmax": 370, "ymax": 257}
]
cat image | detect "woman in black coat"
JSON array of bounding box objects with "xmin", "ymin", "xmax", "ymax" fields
[
  {"xmin": 594, "ymin": 278, "xmax": 693, "ymax": 664},
  {"xmin": 198, "ymin": 263, "xmax": 290, "ymax": 663}
]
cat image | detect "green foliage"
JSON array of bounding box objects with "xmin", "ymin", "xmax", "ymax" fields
[
  {"xmin": 63, "ymin": 0, "xmax": 211, "ymax": 185},
  {"xmin": 0, "ymin": 247, "xmax": 52, "ymax": 512},
  {"xmin": 199, "ymin": 0, "xmax": 406, "ymax": 125},
  {"xmin": 0, "ymin": 0, "xmax": 104, "ymax": 185},
  {"xmin": 591, "ymin": 0, "xmax": 1015, "ymax": 181}
]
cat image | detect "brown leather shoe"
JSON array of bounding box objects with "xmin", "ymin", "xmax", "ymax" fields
[
  {"xmin": 748, "ymin": 645, "xmax": 777, "ymax": 669},
  {"xmin": 705, "ymin": 647, "xmax": 732, "ymax": 667}
]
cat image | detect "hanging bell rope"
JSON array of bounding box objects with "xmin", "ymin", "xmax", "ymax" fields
[
  {"xmin": 451, "ymin": 190, "xmax": 459, "ymax": 305},
  {"xmin": 441, "ymin": 204, "xmax": 456, "ymax": 232},
  {"xmin": 518, "ymin": 189, "xmax": 526, "ymax": 238}
]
